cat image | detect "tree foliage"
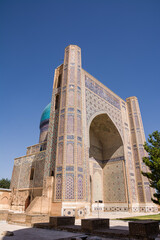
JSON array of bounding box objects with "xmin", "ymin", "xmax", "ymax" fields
[
  {"xmin": 142, "ymin": 131, "xmax": 160, "ymax": 205},
  {"xmin": 0, "ymin": 178, "xmax": 10, "ymax": 189}
]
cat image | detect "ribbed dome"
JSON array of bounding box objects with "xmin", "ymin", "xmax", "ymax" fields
[{"xmin": 40, "ymin": 103, "xmax": 51, "ymax": 127}]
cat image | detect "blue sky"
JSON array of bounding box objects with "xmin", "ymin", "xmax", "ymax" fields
[{"xmin": 0, "ymin": 0, "xmax": 160, "ymax": 179}]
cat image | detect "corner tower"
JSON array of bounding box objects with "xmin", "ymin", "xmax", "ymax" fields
[{"xmin": 45, "ymin": 45, "xmax": 90, "ymax": 216}]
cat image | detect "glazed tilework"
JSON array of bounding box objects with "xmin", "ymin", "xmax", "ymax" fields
[
  {"xmin": 77, "ymin": 174, "xmax": 83, "ymax": 199},
  {"xmin": 85, "ymin": 76, "xmax": 120, "ymax": 110},
  {"xmin": 59, "ymin": 114, "xmax": 65, "ymax": 135},
  {"xmin": 103, "ymin": 161, "xmax": 127, "ymax": 203},
  {"xmin": 58, "ymin": 143, "xmax": 63, "ymax": 164},
  {"xmin": 67, "ymin": 135, "xmax": 74, "ymax": 139},
  {"xmin": 91, "ymin": 156, "xmax": 124, "ymax": 167},
  {"xmin": 77, "ymin": 91, "xmax": 81, "ymax": 108},
  {"xmin": 63, "ymin": 68, "xmax": 67, "ymax": 86},
  {"xmin": 65, "ymin": 174, "xmax": 74, "ymax": 199},
  {"xmin": 67, "ymin": 114, "xmax": 74, "ymax": 134},
  {"xmin": 57, "ymin": 166, "xmax": 62, "ymax": 171},
  {"xmin": 68, "ymin": 90, "xmax": 74, "ymax": 106},
  {"xmin": 70, "ymin": 49, "xmax": 75, "ymax": 63},
  {"xmin": 63, "ymin": 208, "xmax": 75, "ymax": 216},
  {"xmin": 34, "ymin": 159, "xmax": 45, "ymax": 187},
  {"xmin": 62, "ymin": 91, "xmax": 66, "ymax": 108},
  {"xmin": 145, "ymin": 186, "xmax": 152, "ymax": 202},
  {"xmin": 85, "ymin": 88, "xmax": 123, "ymax": 139},
  {"xmin": 66, "ymin": 166, "xmax": 74, "ymax": 171},
  {"xmin": 56, "ymin": 174, "xmax": 62, "ymax": 199},
  {"xmin": 66, "ymin": 142, "xmax": 74, "ymax": 164},
  {"xmin": 77, "ymin": 143, "xmax": 82, "ymax": 165},
  {"xmin": 92, "ymin": 170, "xmax": 103, "ymax": 201},
  {"xmin": 77, "ymin": 115, "xmax": 81, "ymax": 136},
  {"xmin": 70, "ymin": 67, "xmax": 75, "ymax": 83},
  {"xmin": 77, "ymin": 68, "xmax": 81, "ymax": 85}
]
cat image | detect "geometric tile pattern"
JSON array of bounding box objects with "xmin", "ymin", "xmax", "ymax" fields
[
  {"xmin": 66, "ymin": 142, "xmax": 74, "ymax": 164},
  {"xmin": 85, "ymin": 76, "xmax": 120, "ymax": 110},
  {"xmin": 56, "ymin": 174, "xmax": 62, "ymax": 199},
  {"xmin": 65, "ymin": 174, "xmax": 74, "ymax": 199},
  {"xmin": 77, "ymin": 174, "xmax": 83, "ymax": 200},
  {"xmin": 103, "ymin": 161, "xmax": 126, "ymax": 203},
  {"xmin": 85, "ymin": 87, "xmax": 123, "ymax": 140}
]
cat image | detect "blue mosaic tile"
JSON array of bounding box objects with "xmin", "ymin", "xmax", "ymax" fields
[
  {"xmin": 77, "ymin": 136, "xmax": 82, "ymax": 141},
  {"xmin": 68, "ymin": 108, "xmax": 74, "ymax": 112},
  {"xmin": 57, "ymin": 166, "xmax": 62, "ymax": 172},
  {"xmin": 85, "ymin": 76, "xmax": 120, "ymax": 110},
  {"xmin": 66, "ymin": 166, "xmax": 74, "ymax": 171},
  {"xmin": 78, "ymin": 167, "xmax": 83, "ymax": 172},
  {"xmin": 67, "ymin": 135, "xmax": 74, "ymax": 139},
  {"xmin": 77, "ymin": 109, "xmax": 81, "ymax": 114}
]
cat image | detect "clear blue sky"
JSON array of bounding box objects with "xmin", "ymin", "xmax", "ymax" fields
[{"xmin": 0, "ymin": 0, "xmax": 160, "ymax": 179}]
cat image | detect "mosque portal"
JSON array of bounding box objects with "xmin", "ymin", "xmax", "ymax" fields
[
  {"xmin": 10, "ymin": 45, "xmax": 157, "ymax": 216},
  {"xmin": 89, "ymin": 113, "xmax": 127, "ymax": 210}
]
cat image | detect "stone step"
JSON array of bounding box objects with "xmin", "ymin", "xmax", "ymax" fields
[
  {"xmin": 7, "ymin": 213, "xmax": 26, "ymax": 224},
  {"xmin": 7, "ymin": 212, "xmax": 49, "ymax": 226}
]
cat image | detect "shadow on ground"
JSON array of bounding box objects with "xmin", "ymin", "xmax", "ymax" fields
[{"xmin": 2, "ymin": 227, "xmax": 83, "ymax": 240}]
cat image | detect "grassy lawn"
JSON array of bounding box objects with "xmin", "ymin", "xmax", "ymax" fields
[{"xmin": 117, "ymin": 214, "xmax": 160, "ymax": 221}]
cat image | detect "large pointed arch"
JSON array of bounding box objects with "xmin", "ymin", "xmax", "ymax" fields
[{"xmin": 88, "ymin": 112, "xmax": 127, "ymax": 204}]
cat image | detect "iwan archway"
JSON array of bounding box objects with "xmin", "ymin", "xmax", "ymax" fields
[{"xmin": 89, "ymin": 113, "xmax": 128, "ymax": 211}]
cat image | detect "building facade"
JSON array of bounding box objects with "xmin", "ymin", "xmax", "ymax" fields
[{"xmin": 10, "ymin": 45, "xmax": 157, "ymax": 217}]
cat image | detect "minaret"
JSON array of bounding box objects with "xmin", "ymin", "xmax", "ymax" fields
[
  {"xmin": 54, "ymin": 45, "xmax": 86, "ymax": 202},
  {"xmin": 126, "ymin": 96, "xmax": 152, "ymax": 209},
  {"xmin": 45, "ymin": 45, "xmax": 89, "ymax": 215}
]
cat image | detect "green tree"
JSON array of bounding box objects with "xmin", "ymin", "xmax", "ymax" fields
[
  {"xmin": 142, "ymin": 131, "xmax": 160, "ymax": 205},
  {"xmin": 0, "ymin": 178, "xmax": 10, "ymax": 189}
]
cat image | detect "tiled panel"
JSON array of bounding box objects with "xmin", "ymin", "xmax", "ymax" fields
[
  {"xmin": 77, "ymin": 143, "xmax": 82, "ymax": 165},
  {"xmin": 59, "ymin": 114, "xmax": 65, "ymax": 135},
  {"xmin": 66, "ymin": 142, "xmax": 74, "ymax": 164},
  {"xmin": 58, "ymin": 143, "xmax": 63, "ymax": 165},
  {"xmin": 77, "ymin": 174, "xmax": 83, "ymax": 199},
  {"xmin": 56, "ymin": 174, "xmax": 62, "ymax": 199},
  {"xmin": 68, "ymin": 90, "xmax": 74, "ymax": 106},
  {"xmin": 85, "ymin": 88, "xmax": 123, "ymax": 139},
  {"xmin": 65, "ymin": 174, "xmax": 74, "ymax": 199},
  {"xmin": 85, "ymin": 76, "xmax": 120, "ymax": 110},
  {"xmin": 103, "ymin": 161, "xmax": 126, "ymax": 203},
  {"xmin": 70, "ymin": 67, "xmax": 75, "ymax": 83},
  {"xmin": 62, "ymin": 91, "xmax": 66, "ymax": 108},
  {"xmin": 67, "ymin": 114, "xmax": 74, "ymax": 134},
  {"xmin": 34, "ymin": 161, "xmax": 45, "ymax": 187}
]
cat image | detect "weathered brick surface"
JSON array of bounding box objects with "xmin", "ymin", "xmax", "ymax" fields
[{"xmin": 0, "ymin": 210, "xmax": 9, "ymax": 221}]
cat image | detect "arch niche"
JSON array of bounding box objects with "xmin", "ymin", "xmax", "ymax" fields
[{"xmin": 89, "ymin": 113, "xmax": 127, "ymax": 205}]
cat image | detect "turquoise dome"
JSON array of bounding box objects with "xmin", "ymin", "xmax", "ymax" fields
[{"xmin": 40, "ymin": 103, "xmax": 51, "ymax": 124}]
